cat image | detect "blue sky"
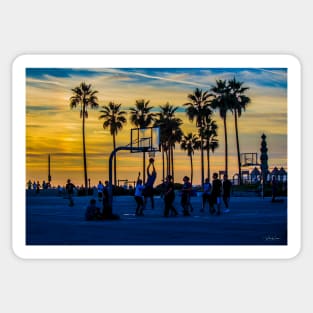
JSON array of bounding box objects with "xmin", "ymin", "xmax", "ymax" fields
[{"xmin": 26, "ymin": 67, "xmax": 287, "ymax": 186}]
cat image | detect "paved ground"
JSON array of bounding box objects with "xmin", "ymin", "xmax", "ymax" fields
[{"xmin": 26, "ymin": 191, "xmax": 287, "ymax": 245}]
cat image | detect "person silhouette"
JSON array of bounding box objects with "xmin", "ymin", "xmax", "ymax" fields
[
  {"xmin": 65, "ymin": 179, "xmax": 75, "ymax": 206},
  {"xmin": 85, "ymin": 199, "xmax": 102, "ymax": 221},
  {"xmin": 181, "ymin": 176, "xmax": 192, "ymax": 216},
  {"xmin": 222, "ymin": 174, "xmax": 232, "ymax": 212},
  {"xmin": 201, "ymin": 178, "xmax": 213, "ymax": 213},
  {"xmin": 211, "ymin": 173, "xmax": 222, "ymax": 215},
  {"xmin": 163, "ymin": 175, "xmax": 178, "ymax": 217},
  {"xmin": 134, "ymin": 172, "xmax": 145, "ymax": 216},
  {"xmin": 144, "ymin": 158, "xmax": 157, "ymax": 209}
]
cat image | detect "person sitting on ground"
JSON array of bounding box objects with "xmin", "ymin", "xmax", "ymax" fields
[{"xmin": 85, "ymin": 199, "xmax": 102, "ymax": 221}]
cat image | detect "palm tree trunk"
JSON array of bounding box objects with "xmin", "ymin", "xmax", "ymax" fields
[
  {"xmin": 207, "ymin": 148, "xmax": 211, "ymax": 183},
  {"xmin": 200, "ymin": 134, "xmax": 204, "ymax": 188},
  {"xmin": 190, "ymin": 154, "xmax": 193, "ymax": 185},
  {"xmin": 223, "ymin": 116, "xmax": 228, "ymax": 176},
  {"xmin": 234, "ymin": 110, "xmax": 242, "ymax": 184},
  {"xmin": 171, "ymin": 145, "xmax": 174, "ymax": 181},
  {"xmin": 143, "ymin": 152, "xmax": 146, "ymax": 183},
  {"xmin": 113, "ymin": 134, "xmax": 117, "ymax": 187},
  {"xmin": 82, "ymin": 105, "xmax": 88, "ymax": 191},
  {"xmin": 162, "ymin": 146, "xmax": 165, "ymax": 182},
  {"xmin": 165, "ymin": 147, "xmax": 169, "ymax": 176}
]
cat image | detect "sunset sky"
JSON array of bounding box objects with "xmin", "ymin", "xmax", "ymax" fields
[{"xmin": 26, "ymin": 67, "xmax": 287, "ymax": 187}]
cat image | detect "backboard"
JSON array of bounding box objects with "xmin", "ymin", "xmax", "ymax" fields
[
  {"xmin": 241, "ymin": 152, "xmax": 259, "ymax": 167},
  {"xmin": 130, "ymin": 127, "xmax": 160, "ymax": 153}
]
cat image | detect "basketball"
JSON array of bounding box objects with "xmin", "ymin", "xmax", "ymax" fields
[{"xmin": 149, "ymin": 158, "xmax": 154, "ymax": 164}]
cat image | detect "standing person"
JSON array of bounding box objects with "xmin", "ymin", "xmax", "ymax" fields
[
  {"xmin": 271, "ymin": 176, "xmax": 278, "ymax": 202},
  {"xmin": 211, "ymin": 173, "xmax": 222, "ymax": 215},
  {"xmin": 201, "ymin": 178, "xmax": 213, "ymax": 213},
  {"xmin": 97, "ymin": 180, "xmax": 104, "ymax": 202},
  {"xmin": 65, "ymin": 178, "xmax": 75, "ymax": 206},
  {"xmin": 102, "ymin": 180, "xmax": 120, "ymax": 220},
  {"xmin": 222, "ymin": 174, "xmax": 232, "ymax": 212},
  {"xmin": 36, "ymin": 181, "xmax": 41, "ymax": 194},
  {"xmin": 134, "ymin": 173, "xmax": 145, "ymax": 216},
  {"xmin": 144, "ymin": 158, "xmax": 157, "ymax": 209},
  {"xmin": 181, "ymin": 176, "xmax": 192, "ymax": 216},
  {"xmin": 163, "ymin": 175, "xmax": 178, "ymax": 217}
]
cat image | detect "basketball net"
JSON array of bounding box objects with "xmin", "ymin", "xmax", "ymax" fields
[{"xmin": 148, "ymin": 151, "xmax": 155, "ymax": 158}]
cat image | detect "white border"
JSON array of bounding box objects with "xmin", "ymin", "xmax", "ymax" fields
[{"xmin": 12, "ymin": 54, "xmax": 301, "ymax": 259}]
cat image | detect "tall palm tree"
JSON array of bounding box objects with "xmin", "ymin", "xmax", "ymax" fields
[
  {"xmin": 99, "ymin": 102, "xmax": 127, "ymax": 187},
  {"xmin": 184, "ymin": 88, "xmax": 212, "ymax": 187},
  {"xmin": 129, "ymin": 99, "xmax": 155, "ymax": 182},
  {"xmin": 180, "ymin": 133, "xmax": 201, "ymax": 185},
  {"xmin": 228, "ymin": 77, "xmax": 251, "ymax": 184},
  {"xmin": 154, "ymin": 103, "xmax": 182, "ymax": 181},
  {"xmin": 210, "ymin": 80, "xmax": 231, "ymax": 177},
  {"xmin": 167, "ymin": 119, "xmax": 183, "ymax": 181},
  {"xmin": 200, "ymin": 118, "xmax": 219, "ymax": 182},
  {"xmin": 69, "ymin": 82, "xmax": 99, "ymax": 191}
]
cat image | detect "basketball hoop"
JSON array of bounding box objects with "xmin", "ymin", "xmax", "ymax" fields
[{"xmin": 148, "ymin": 151, "xmax": 155, "ymax": 158}]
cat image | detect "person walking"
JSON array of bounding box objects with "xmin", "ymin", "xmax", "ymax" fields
[
  {"xmin": 163, "ymin": 175, "xmax": 178, "ymax": 217},
  {"xmin": 222, "ymin": 174, "xmax": 232, "ymax": 212},
  {"xmin": 144, "ymin": 158, "xmax": 157, "ymax": 209},
  {"xmin": 211, "ymin": 173, "xmax": 222, "ymax": 215},
  {"xmin": 181, "ymin": 176, "xmax": 192, "ymax": 216},
  {"xmin": 201, "ymin": 178, "xmax": 213, "ymax": 214},
  {"xmin": 134, "ymin": 173, "xmax": 145, "ymax": 216},
  {"xmin": 65, "ymin": 179, "xmax": 75, "ymax": 206}
]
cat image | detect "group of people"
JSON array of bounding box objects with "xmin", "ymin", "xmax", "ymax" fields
[
  {"xmin": 162, "ymin": 173, "xmax": 232, "ymax": 217},
  {"xmin": 68, "ymin": 157, "xmax": 233, "ymax": 221},
  {"xmin": 202, "ymin": 173, "xmax": 232, "ymax": 216},
  {"xmin": 133, "ymin": 158, "xmax": 232, "ymax": 217},
  {"xmin": 85, "ymin": 180, "xmax": 119, "ymax": 220},
  {"xmin": 134, "ymin": 159, "xmax": 157, "ymax": 216}
]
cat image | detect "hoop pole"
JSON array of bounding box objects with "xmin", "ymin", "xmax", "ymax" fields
[{"xmin": 108, "ymin": 146, "xmax": 150, "ymax": 208}]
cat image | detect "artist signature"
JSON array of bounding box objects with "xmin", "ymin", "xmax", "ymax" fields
[{"xmin": 264, "ymin": 234, "xmax": 281, "ymax": 241}]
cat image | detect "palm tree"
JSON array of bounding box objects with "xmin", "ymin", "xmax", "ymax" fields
[
  {"xmin": 200, "ymin": 118, "xmax": 219, "ymax": 182},
  {"xmin": 69, "ymin": 82, "xmax": 99, "ymax": 191},
  {"xmin": 180, "ymin": 133, "xmax": 201, "ymax": 185},
  {"xmin": 184, "ymin": 88, "xmax": 212, "ymax": 187},
  {"xmin": 228, "ymin": 77, "xmax": 251, "ymax": 184},
  {"xmin": 99, "ymin": 102, "xmax": 127, "ymax": 187},
  {"xmin": 154, "ymin": 103, "xmax": 183, "ymax": 181},
  {"xmin": 210, "ymin": 80, "xmax": 231, "ymax": 177},
  {"xmin": 129, "ymin": 99, "xmax": 155, "ymax": 182}
]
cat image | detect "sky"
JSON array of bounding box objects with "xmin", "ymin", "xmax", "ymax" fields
[{"xmin": 26, "ymin": 67, "xmax": 287, "ymax": 187}]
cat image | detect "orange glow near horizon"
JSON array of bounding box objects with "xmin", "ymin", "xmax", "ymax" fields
[{"xmin": 26, "ymin": 68, "xmax": 288, "ymax": 187}]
